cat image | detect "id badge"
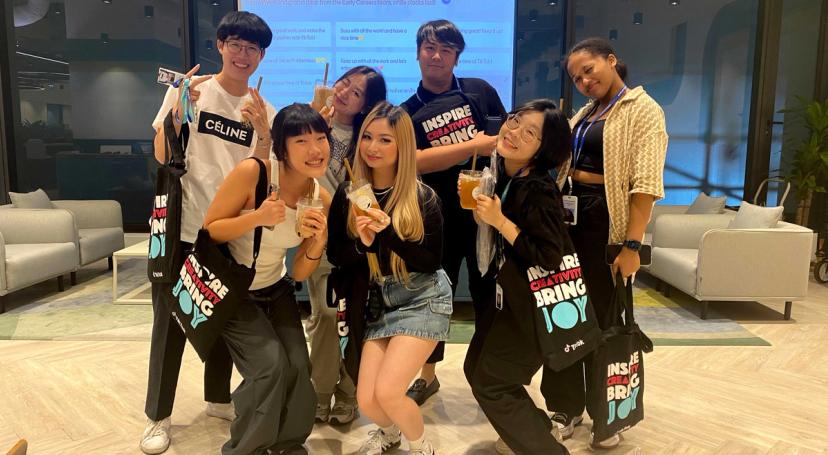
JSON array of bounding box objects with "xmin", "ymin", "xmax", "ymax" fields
[
  {"xmin": 495, "ymin": 283, "xmax": 504, "ymax": 310},
  {"xmin": 157, "ymin": 67, "xmax": 185, "ymax": 86},
  {"xmin": 562, "ymin": 195, "xmax": 578, "ymax": 226}
]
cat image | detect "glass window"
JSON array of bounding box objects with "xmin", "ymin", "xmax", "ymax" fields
[
  {"xmin": 8, "ymin": 0, "xmax": 183, "ymax": 228},
  {"xmin": 194, "ymin": 0, "xmax": 236, "ymax": 75},
  {"xmin": 514, "ymin": 0, "xmax": 567, "ymax": 108},
  {"xmin": 771, "ymin": 0, "xmax": 823, "ymax": 219},
  {"xmin": 572, "ymin": 0, "xmax": 759, "ymax": 205}
]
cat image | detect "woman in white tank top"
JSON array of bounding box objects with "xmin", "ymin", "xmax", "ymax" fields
[{"xmin": 202, "ymin": 103, "xmax": 333, "ymax": 453}]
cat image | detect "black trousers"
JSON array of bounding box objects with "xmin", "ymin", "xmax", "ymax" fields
[
  {"xmin": 427, "ymin": 207, "xmax": 496, "ymax": 364},
  {"xmin": 145, "ymin": 240, "xmax": 233, "ymax": 421},
  {"xmin": 464, "ymin": 298, "xmax": 569, "ymax": 455},
  {"xmin": 222, "ymin": 278, "xmax": 315, "ymax": 455},
  {"xmin": 540, "ymin": 183, "xmax": 620, "ymax": 419}
]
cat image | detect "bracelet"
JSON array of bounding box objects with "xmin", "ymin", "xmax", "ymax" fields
[{"xmin": 305, "ymin": 250, "xmax": 323, "ymax": 261}]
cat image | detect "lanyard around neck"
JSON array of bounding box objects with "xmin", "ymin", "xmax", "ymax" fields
[{"xmin": 571, "ymin": 86, "xmax": 627, "ymax": 170}]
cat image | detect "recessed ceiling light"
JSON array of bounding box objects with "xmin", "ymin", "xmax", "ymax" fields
[
  {"xmin": 101, "ymin": 33, "xmax": 109, "ymax": 44},
  {"xmin": 145, "ymin": 5, "xmax": 153, "ymax": 18},
  {"xmin": 633, "ymin": 12, "xmax": 643, "ymax": 25},
  {"xmin": 102, "ymin": 0, "xmax": 112, "ymax": 4},
  {"xmin": 529, "ymin": 9, "xmax": 538, "ymax": 22}
]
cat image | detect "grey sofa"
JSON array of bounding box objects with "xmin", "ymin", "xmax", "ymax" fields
[
  {"xmin": 647, "ymin": 212, "xmax": 812, "ymax": 320},
  {"xmin": 51, "ymin": 200, "xmax": 125, "ymax": 283},
  {"xmin": 0, "ymin": 209, "xmax": 80, "ymax": 313}
]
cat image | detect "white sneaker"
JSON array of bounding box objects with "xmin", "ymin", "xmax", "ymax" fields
[
  {"xmin": 590, "ymin": 433, "xmax": 621, "ymax": 449},
  {"xmin": 206, "ymin": 402, "xmax": 236, "ymax": 421},
  {"xmin": 409, "ymin": 438, "xmax": 435, "ymax": 455},
  {"xmin": 357, "ymin": 427, "xmax": 402, "ymax": 454},
  {"xmin": 140, "ymin": 417, "xmax": 170, "ymax": 455},
  {"xmin": 494, "ymin": 424, "xmax": 562, "ymax": 455},
  {"xmin": 551, "ymin": 413, "xmax": 583, "ymax": 439}
]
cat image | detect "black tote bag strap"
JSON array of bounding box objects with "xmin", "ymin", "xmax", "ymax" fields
[
  {"xmin": 614, "ymin": 271, "xmax": 654, "ymax": 353},
  {"xmin": 249, "ymin": 157, "xmax": 268, "ymax": 267},
  {"xmin": 163, "ymin": 110, "xmax": 188, "ymax": 166}
]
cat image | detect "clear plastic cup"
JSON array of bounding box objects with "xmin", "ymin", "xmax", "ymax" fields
[
  {"xmin": 311, "ymin": 82, "xmax": 334, "ymax": 112},
  {"xmin": 295, "ymin": 197, "xmax": 323, "ymax": 238},
  {"xmin": 459, "ymin": 170, "xmax": 483, "ymax": 210},
  {"xmin": 346, "ymin": 180, "xmax": 380, "ymax": 217}
]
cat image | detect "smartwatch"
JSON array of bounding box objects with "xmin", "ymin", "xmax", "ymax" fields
[{"xmin": 622, "ymin": 239, "xmax": 642, "ymax": 252}]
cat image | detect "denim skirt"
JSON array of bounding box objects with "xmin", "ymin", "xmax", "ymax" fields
[{"xmin": 363, "ymin": 269, "xmax": 453, "ymax": 342}]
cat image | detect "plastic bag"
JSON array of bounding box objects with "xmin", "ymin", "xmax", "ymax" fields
[{"xmin": 476, "ymin": 153, "xmax": 498, "ymax": 276}]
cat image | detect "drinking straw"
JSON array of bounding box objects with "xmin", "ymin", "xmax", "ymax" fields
[
  {"xmin": 471, "ymin": 148, "xmax": 478, "ymax": 172},
  {"xmin": 256, "ymin": 76, "xmax": 263, "ymax": 91},
  {"xmin": 322, "ymin": 62, "xmax": 329, "ymax": 87},
  {"xmin": 343, "ymin": 158, "xmax": 356, "ymax": 182}
]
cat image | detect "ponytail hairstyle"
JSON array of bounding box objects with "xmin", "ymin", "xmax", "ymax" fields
[
  {"xmin": 347, "ymin": 101, "xmax": 428, "ymax": 284},
  {"xmin": 566, "ymin": 37, "xmax": 628, "ymax": 81}
]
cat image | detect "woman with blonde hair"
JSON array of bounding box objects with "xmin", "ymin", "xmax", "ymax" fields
[{"xmin": 327, "ymin": 101, "xmax": 449, "ymax": 455}]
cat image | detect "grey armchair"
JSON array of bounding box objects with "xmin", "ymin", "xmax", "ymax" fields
[
  {"xmin": 52, "ymin": 200, "xmax": 125, "ymax": 283},
  {"xmin": 0, "ymin": 208, "xmax": 80, "ymax": 313}
]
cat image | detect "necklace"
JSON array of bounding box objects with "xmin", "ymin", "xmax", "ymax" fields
[{"xmin": 373, "ymin": 186, "xmax": 393, "ymax": 196}]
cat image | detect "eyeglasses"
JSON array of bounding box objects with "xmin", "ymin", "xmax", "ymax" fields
[
  {"xmin": 504, "ymin": 113, "xmax": 541, "ymax": 143},
  {"xmin": 223, "ymin": 40, "xmax": 262, "ymax": 57}
]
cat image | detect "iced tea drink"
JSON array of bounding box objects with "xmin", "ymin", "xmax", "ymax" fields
[
  {"xmin": 295, "ymin": 197, "xmax": 323, "ymax": 238},
  {"xmin": 311, "ymin": 83, "xmax": 334, "ymax": 112},
  {"xmin": 346, "ymin": 181, "xmax": 380, "ymax": 217},
  {"xmin": 459, "ymin": 170, "xmax": 483, "ymax": 210}
]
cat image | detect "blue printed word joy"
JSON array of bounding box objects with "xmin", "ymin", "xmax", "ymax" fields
[
  {"xmin": 606, "ymin": 351, "xmax": 641, "ymax": 425},
  {"xmin": 149, "ymin": 195, "xmax": 168, "ymax": 260},
  {"xmin": 171, "ymin": 255, "xmax": 228, "ymax": 329},
  {"xmin": 527, "ymin": 254, "xmax": 590, "ymax": 333}
]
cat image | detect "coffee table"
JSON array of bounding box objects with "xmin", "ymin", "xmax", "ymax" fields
[{"xmin": 112, "ymin": 240, "xmax": 152, "ymax": 305}]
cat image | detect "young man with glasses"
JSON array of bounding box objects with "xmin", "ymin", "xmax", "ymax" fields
[
  {"xmin": 400, "ymin": 19, "xmax": 507, "ymax": 406},
  {"xmin": 141, "ymin": 11, "xmax": 278, "ymax": 455}
]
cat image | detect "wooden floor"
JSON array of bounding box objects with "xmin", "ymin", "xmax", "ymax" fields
[{"xmin": 2, "ymin": 279, "xmax": 828, "ymax": 454}]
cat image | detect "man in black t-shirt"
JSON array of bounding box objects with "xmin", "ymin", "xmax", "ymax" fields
[{"xmin": 401, "ymin": 19, "xmax": 507, "ymax": 406}]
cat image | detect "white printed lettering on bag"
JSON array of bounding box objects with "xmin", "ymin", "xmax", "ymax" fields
[
  {"xmin": 170, "ymin": 255, "xmax": 229, "ymax": 329},
  {"xmin": 336, "ymin": 297, "xmax": 349, "ymax": 359},
  {"xmin": 149, "ymin": 195, "xmax": 168, "ymax": 261},
  {"xmin": 605, "ymin": 352, "xmax": 641, "ymax": 425},
  {"xmin": 528, "ymin": 254, "xmax": 590, "ymax": 333}
]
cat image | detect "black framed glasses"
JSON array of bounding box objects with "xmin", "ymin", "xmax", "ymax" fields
[{"xmin": 223, "ymin": 40, "xmax": 262, "ymax": 57}]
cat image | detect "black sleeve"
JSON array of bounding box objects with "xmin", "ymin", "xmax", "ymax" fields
[
  {"xmin": 511, "ymin": 182, "xmax": 568, "ymax": 270},
  {"xmin": 376, "ymin": 189, "xmax": 443, "ymax": 272},
  {"xmin": 326, "ymin": 183, "xmax": 368, "ymax": 267}
]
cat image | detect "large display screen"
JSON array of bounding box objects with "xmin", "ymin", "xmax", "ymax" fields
[{"xmin": 240, "ymin": 0, "xmax": 516, "ymax": 109}]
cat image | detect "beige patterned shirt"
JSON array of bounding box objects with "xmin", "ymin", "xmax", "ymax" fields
[{"xmin": 556, "ymin": 86, "xmax": 668, "ymax": 243}]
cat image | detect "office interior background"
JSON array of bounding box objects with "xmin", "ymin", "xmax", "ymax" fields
[{"xmin": 0, "ymin": 0, "xmax": 826, "ymax": 234}]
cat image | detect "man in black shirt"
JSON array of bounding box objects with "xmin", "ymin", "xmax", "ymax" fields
[{"xmin": 401, "ymin": 19, "xmax": 507, "ymax": 405}]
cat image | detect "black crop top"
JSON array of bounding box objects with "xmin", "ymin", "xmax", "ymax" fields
[{"xmin": 575, "ymin": 119, "xmax": 604, "ymax": 175}]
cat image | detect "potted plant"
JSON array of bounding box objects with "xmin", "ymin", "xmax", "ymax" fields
[{"xmin": 782, "ymin": 97, "xmax": 828, "ymax": 227}]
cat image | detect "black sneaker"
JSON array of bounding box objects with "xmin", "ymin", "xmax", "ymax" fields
[{"xmin": 405, "ymin": 377, "xmax": 440, "ymax": 405}]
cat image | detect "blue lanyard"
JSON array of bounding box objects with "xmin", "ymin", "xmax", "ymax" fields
[
  {"xmin": 499, "ymin": 164, "xmax": 528, "ymax": 203},
  {"xmin": 571, "ymin": 86, "xmax": 627, "ymax": 169}
]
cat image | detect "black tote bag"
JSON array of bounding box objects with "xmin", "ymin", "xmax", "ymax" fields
[
  {"xmin": 512, "ymin": 249, "xmax": 602, "ymax": 371},
  {"xmin": 169, "ymin": 158, "xmax": 267, "ymax": 361},
  {"xmin": 587, "ymin": 273, "xmax": 654, "ymax": 441},
  {"xmin": 148, "ymin": 111, "xmax": 189, "ymax": 283}
]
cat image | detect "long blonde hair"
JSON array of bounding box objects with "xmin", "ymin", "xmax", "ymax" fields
[{"xmin": 347, "ymin": 102, "xmax": 425, "ymax": 283}]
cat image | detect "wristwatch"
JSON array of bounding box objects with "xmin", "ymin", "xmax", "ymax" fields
[{"xmin": 622, "ymin": 239, "xmax": 642, "ymax": 252}]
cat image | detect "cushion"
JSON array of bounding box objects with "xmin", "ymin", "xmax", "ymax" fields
[
  {"xmin": 727, "ymin": 201, "xmax": 784, "ymax": 229},
  {"xmin": 9, "ymin": 189, "xmax": 54, "ymax": 209},
  {"xmin": 685, "ymin": 192, "xmax": 726, "ymax": 214}
]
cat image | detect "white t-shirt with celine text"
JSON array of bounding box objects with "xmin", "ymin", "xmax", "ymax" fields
[{"xmin": 152, "ymin": 77, "xmax": 277, "ymax": 243}]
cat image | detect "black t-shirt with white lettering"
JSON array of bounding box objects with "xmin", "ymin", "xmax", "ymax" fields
[{"xmin": 401, "ymin": 77, "xmax": 507, "ymax": 220}]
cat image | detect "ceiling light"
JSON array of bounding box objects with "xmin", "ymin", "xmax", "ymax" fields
[
  {"xmin": 633, "ymin": 12, "xmax": 643, "ymax": 25},
  {"xmin": 670, "ymin": 0, "xmax": 680, "ymax": 5},
  {"xmin": 145, "ymin": 5, "xmax": 153, "ymax": 18},
  {"xmin": 529, "ymin": 9, "xmax": 538, "ymax": 22},
  {"xmin": 211, "ymin": 0, "xmax": 220, "ymax": 6},
  {"xmin": 206, "ymin": 40, "xmax": 213, "ymax": 50},
  {"xmin": 609, "ymin": 29, "xmax": 618, "ymax": 40},
  {"xmin": 548, "ymin": 0, "xmax": 557, "ymax": 5},
  {"xmin": 102, "ymin": 0, "xmax": 112, "ymax": 4},
  {"xmin": 101, "ymin": 33, "xmax": 109, "ymax": 44}
]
